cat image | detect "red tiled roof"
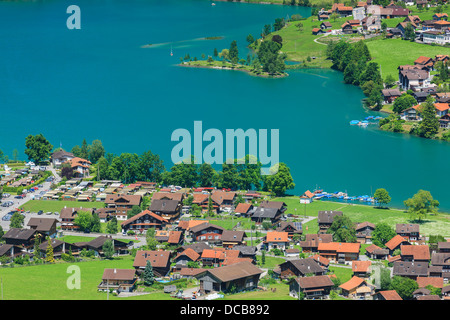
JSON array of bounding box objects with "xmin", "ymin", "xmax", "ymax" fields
[{"xmin": 416, "ymin": 276, "xmax": 444, "ymax": 289}]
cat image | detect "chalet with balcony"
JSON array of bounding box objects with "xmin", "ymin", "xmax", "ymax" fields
[
  {"xmin": 289, "ymin": 275, "xmax": 334, "ymax": 299},
  {"xmin": 105, "ymin": 194, "xmax": 142, "ymax": 220},
  {"xmin": 317, "ymin": 242, "xmax": 360, "ymax": 263},
  {"xmin": 148, "ymin": 199, "xmax": 181, "ymax": 223},
  {"xmin": 98, "ymin": 269, "xmax": 137, "ymax": 293},
  {"xmin": 133, "ymin": 250, "xmax": 171, "ymax": 277},
  {"xmin": 121, "ymin": 210, "xmax": 169, "ymax": 234},
  {"xmin": 278, "ymin": 258, "xmax": 325, "ymax": 279},
  {"xmin": 396, "ymin": 223, "xmax": 420, "ymax": 242},
  {"xmin": 317, "ymin": 211, "xmax": 342, "ymax": 234}
]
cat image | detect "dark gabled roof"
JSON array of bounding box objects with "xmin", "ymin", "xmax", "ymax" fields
[
  {"xmin": 3, "ymin": 228, "xmax": 36, "ymax": 241},
  {"xmin": 27, "ymin": 217, "xmax": 58, "ymax": 232},
  {"xmin": 133, "ymin": 250, "xmax": 171, "ymax": 268},
  {"xmin": 86, "ymin": 236, "xmax": 128, "ymax": 249},
  {"xmin": 233, "ymin": 245, "xmax": 257, "ymax": 256},
  {"xmin": 180, "ymin": 242, "xmax": 212, "ymax": 254},
  {"xmin": 221, "ymin": 230, "xmax": 247, "ymax": 242},
  {"xmin": 431, "ymin": 252, "xmax": 450, "ymax": 266},
  {"xmin": 51, "ymin": 150, "xmax": 74, "ymax": 160},
  {"xmin": 297, "ymin": 275, "xmax": 334, "ymax": 289},
  {"xmin": 259, "ymin": 201, "xmax": 286, "ymax": 210},
  {"xmin": 149, "ymin": 199, "xmax": 180, "ymax": 213},
  {"xmin": 102, "ymin": 269, "xmax": 136, "ymax": 281},
  {"xmin": 189, "ymin": 222, "xmax": 224, "ymax": 234},
  {"xmin": 393, "ymin": 261, "xmax": 428, "ymax": 277},
  {"xmin": 200, "ymin": 261, "xmax": 262, "ymax": 283},
  {"xmin": 318, "ymin": 211, "xmax": 343, "ymax": 224},
  {"xmin": 396, "ymin": 223, "xmax": 420, "ymax": 234},
  {"xmin": 281, "ymin": 258, "xmax": 324, "ymax": 275},
  {"xmin": 252, "ymin": 207, "xmax": 279, "ymax": 219}
]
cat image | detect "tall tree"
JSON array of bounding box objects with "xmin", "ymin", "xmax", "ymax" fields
[
  {"xmin": 80, "ymin": 139, "xmax": 89, "ymax": 160},
  {"xmin": 24, "ymin": 134, "xmax": 53, "ymax": 164},
  {"xmin": 263, "ymin": 163, "xmax": 295, "ymax": 197},
  {"xmin": 327, "ymin": 215, "xmax": 356, "ymax": 243},
  {"xmin": 372, "ymin": 223, "xmax": 396, "ymax": 248},
  {"xmin": 373, "ymin": 188, "xmax": 391, "ymax": 208},
  {"xmin": 87, "ymin": 139, "xmax": 105, "ymax": 164},
  {"xmin": 45, "ymin": 237, "xmax": 55, "ymax": 263},
  {"xmin": 143, "ymin": 260, "xmax": 155, "ymax": 286},
  {"xmin": 404, "ymin": 190, "xmax": 439, "ymax": 221},
  {"xmin": 229, "ymin": 40, "xmax": 239, "ymax": 65},
  {"xmin": 102, "ymin": 239, "xmax": 115, "ymax": 259},
  {"xmin": 418, "ymin": 97, "xmax": 439, "ymax": 138}
]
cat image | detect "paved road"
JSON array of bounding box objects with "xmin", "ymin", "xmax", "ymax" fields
[{"xmin": 0, "ymin": 165, "xmax": 60, "ymax": 231}]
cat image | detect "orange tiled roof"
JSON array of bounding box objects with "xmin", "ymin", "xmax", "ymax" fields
[
  {"xmin": 339, "ymin": 276, "xmax": 365, "ymax": 291},
  {"xmin": 416, "ymin": 276, "xmax": 444, "ymax": 289},
  {"xmin": 266, "ymin": 231, "xmax": 289, "ymax": 242},
  {"xmin": 401, "ymin": 244, "xmax": 430, "ymax": 260},
  {"xmin": 435, "ymin": 103, "xmax": 449, "ymax": 111},
  {"xmin": 318, "ymin": 242, "xmax": 360, "ymax": 254},
  {"xmin": 352, "ymin": 260, "xmax": 372, "ymax": 273},
  {"xmin": 385, "ymin": 235, "xmax": 408, "ymax": 250}
]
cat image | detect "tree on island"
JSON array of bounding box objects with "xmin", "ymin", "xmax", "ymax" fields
[
  {"xmin": 257, "ymin": 40, "xmax": 286, "ymax": 75},
  {"xmin": 404, "ymin": 190, "xmax": 439, "ymax": 222},
  {"xmin": 229, "ymin": 40, "xmax": 239, "ymax": 65},
  {"xmin": 24, "ymin": 134, "xmax": 53, "ymax": 164},
  {"xmin": 373, "ymin": 188, "xmax": 391, "ymax": 208}
]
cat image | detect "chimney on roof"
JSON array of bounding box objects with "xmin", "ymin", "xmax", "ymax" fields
[{"xmin": 114, "ymin": 268, "xmax": 117, "ymax": 274}]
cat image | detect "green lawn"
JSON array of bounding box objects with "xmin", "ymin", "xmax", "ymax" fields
[
  {"xmin": 273, "ymin": 196, "xmax": 450, "ymax": 236},
  {"xmin": 366, "ymin": 38, "xmax": 450, "ymax": 79},
  {"xmin": 20, "ymin": 200, "xmax": 104, "ymax": 213},
  {"xmin": 219, "ymin": 283, "xmax": 296, "ymax": 300}
]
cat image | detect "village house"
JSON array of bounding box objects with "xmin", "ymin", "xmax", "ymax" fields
[
  {"xmin": 320, "ymin": 21, "xmax": 332, "ymax": 30},
  {"xmin": 0, "ymin": 243, "xmax": 28, "ymax": 261},
  {"xmin": 430, "ymin": 252, "xmax": 450, "ymax": 281},
  {"xmin": 104, "ymin": 194, "xmax": 142, "ymax": 220},
  {"xmin": 251, "ymin": 201, "xmax": 286, "ymax": 225},
  {"xmin": 196, "ymin": 261, "xmax": 262, "ymax": 294},
  {"xmin": 434, "ymin": 103, "xmax": 449, "ymax": 117},
  {"xmin": 381, "ymin": 88, "xmax": 401, "ymax": 104},
  {"xmin": 422, "ymin": 30, "xmax": 450, "ymax": 45},
  {"xmin": 300, "ymin": 233, "xmax": 333, "ymax": 253},
  {"xmin": 211, "ymin": 190, "xmax": 236, "ymax": 212},
  {"xmin": 133, "ymin": 250, "xmax": 171, "ymax": 277},
  {"xmin": 312, "ymin": 254, "xmax": 330, "ymax": 271},
  {"xmin": 121, "ymin": 210, "xmax": 169, "ymax": 234},
  {"xmin": 188, "ymin": 222, "xmax": 224, "ymax": 243},
  {"xmin": 38, "ymin": 238, "xmax": 82, "ymax": 258},
  {"xmin": 67, "ymin": 157, "xmax": 91, "ymax": 178},
  {"xmin": 191, "ymin": 193, "xmax": 218, "ymax": 213},
  {"xmin": 317, "ymin": 210, "xmax": 342, "ymax": 234},
  {"xmin": 393, "ymin": 260, "xmax": 428, "ymax": 279},
  {"xmin": 300, "ymin": 190, "xmax": 314, "ymax": 204},
  {"xmin": 438, "ymin": 242, "xmax": 450, "ymax": 253},
  {"xmin": 27, "ymin": 217, "xmax": 58, "ymax": 239},
  {"xmin": 84, "ymin": 236, "xmax": 131, "ymax": 256},
  {"xmin": 413, "ymin": 91, "xmax": 429, "ymax": 103},
  {"xmin": 221, "ymin": 230, "xmax": 247, "ymax": 249},
  {"xmin": 385, "ymin": 234, "xmax": 411, "ymax": 255},
  {"xmin": 439, "ymin": 114, "xmax": 450, "ymax": 129},
  {"xmin": 396, "ymin": 223, "xmax": 420, "ymax": 242},
  {"xmin": 339, "ymin": 276, "xmax": 375, "ymax": 299},
  {"xmin": 317, "ymin": 242, "xmax": 360, "ymax": 263},
  {"xmin": 355, "ymin": 221, "xmax": 376, "ymax": 244},
  {"xmin": 398, "ymin": 66, "xmax": 431, "ymax": 91},
  {"xmin": 50, "ymin": 150, "xmax": 74, "ymax": 168},
  {"xmin": 59, "ymin": 207, "xmax": 94, "ymax": 230},
  {"xmin": 278, "ymin": 258, "xmax": 326, "ymax": 280},
  {"xmin": 433, "ymin": 13, "xmax": 448, "ymax": 21},
  {"xmin": 154, "ymin": 230, "xmax": 184, "ymax": 246},
  {"xmin": 234, "ymin": 202, "xmax": 254, "ymax": 217},
  {"xmin": 151, "ymin": 191, "xmax": 184, "ymax": 202},
  {"xmin": 264, "ymin": 231, "xmax": 290, "ymax": 252},
  {"xmin": 400, "ymin": 104, "xmax": 422, "ymax": 121},
  {"xmin": 276, "ymin": 221, "xmax": 302, "ymax": 239},
  {"xmin": 373, "ymin": 290, "xmax": 403, "ymax": 300},
  {"xmin": 174, "ymin": 248, "xmax": 200, "ymax": 270},
  {"xmin": 365, "ymin": 243, "xmax": 389, "ymax": 260},
  {"xmin": 2, "ymin": 228, "xmax": 36, "ymax": 250},
  {"xmin": 148, "ymin": 199, "xmax": 181, "ymax": 223},
  {"xmin": 400, "ymin": 244, "xmax": 430, "ymax": 262},
  {"xmin": 416, "ymin": 276, "xmax": 444, "ymax": 292},
  {"xmin": 97, "ymin": 268, "xmax": 137, "ymax": 293},
  {"xmin": 176, "ymin": 242, "xmax": 212, "ymax": 255},
  {"xmin": 289, "ymin": 274, "xmax": 334, "ymax": 299},
  {"xmin": 352, "ymin": 260, "xmax": 372, "ymax": 278}
]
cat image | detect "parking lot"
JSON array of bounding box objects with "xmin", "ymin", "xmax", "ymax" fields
[{"xmin": 0, "ymin": 170, "xmax": 58, "ymax": 231}]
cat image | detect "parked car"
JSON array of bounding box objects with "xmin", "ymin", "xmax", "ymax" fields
[{"xmin": 37, "ymin": 210, "xmax": 43, "ymax": 215}]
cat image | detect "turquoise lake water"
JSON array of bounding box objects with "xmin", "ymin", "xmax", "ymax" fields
[{"xmin": 1, "ymin": 0, "xmax": 450, "ymax": 211}]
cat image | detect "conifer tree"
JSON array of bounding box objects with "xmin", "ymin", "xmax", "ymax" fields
[
  {"xmin": 45, "ymin": 237, "xmax": 55, "ymax": 263},
  {"xmin": 143, "ymin": 260, "xmax": 155, "ymax": 286}
]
